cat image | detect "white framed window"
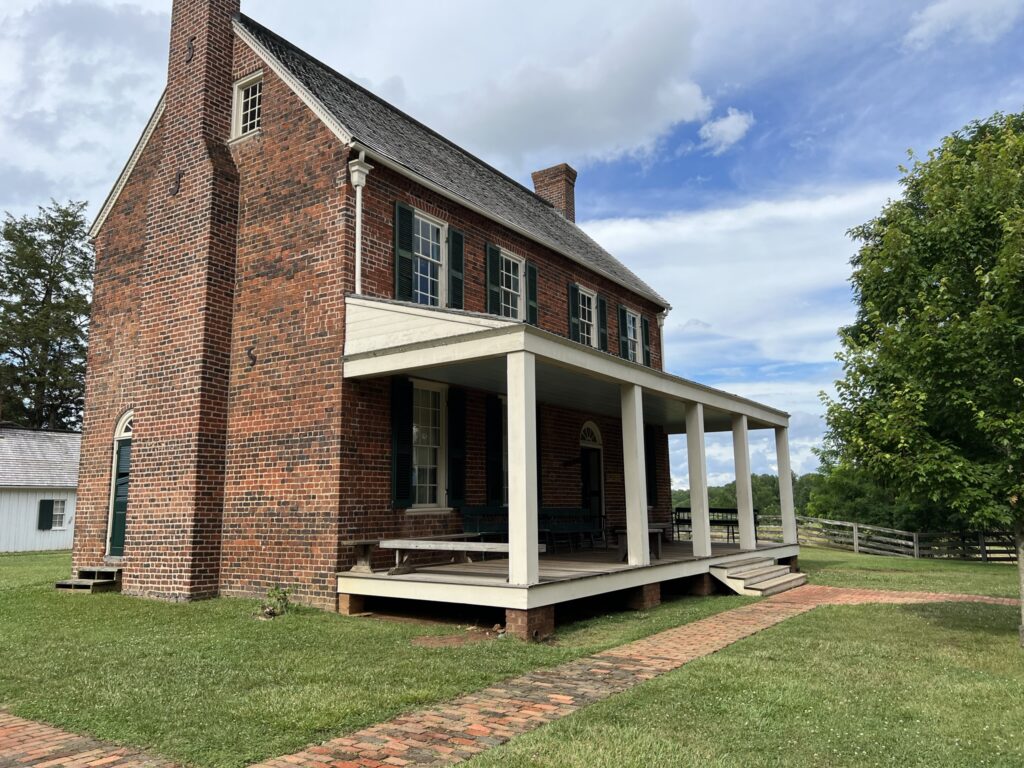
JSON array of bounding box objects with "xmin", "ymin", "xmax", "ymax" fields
[
  {"xmin": 412, "ymin": 381, "xmax": 447, "ymax": 507},
  {"xmin": 624, "ymin": 309, "xmax": 640, "ymax": 362},
  {"xmin": 412, "ymin": 212, "xmax": 446, "ymax": 307},
  {"xmin": 499, "ymin": 250, "xmax": 525, "ymax": 320},
  {"xmin": 578, "ymin": 287, "xmax": 597, "ymax": 348},
  {"xmin": 50, "ymin": 499, "xmax": 67, "ymax": 530},
  {"xmin": 231, "ymin": 72, "xmax": 263, "ymax": 139}
]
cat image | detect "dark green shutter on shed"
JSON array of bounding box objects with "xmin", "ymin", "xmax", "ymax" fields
[
  {"xmin": 485, "ymin": 244, "xmax": 502, "ymax": 315},
  {"xmin": 641, "ymin": 316, "xmax": 652, "ymax": 367},
  {"xmin": 568, "ymin": 284, "xmax": 581, "ymax": 342},
  {"xmin": 618, "ymin": 305, "xmax": 629, "ymax": 358},
  {"xmin": 391, "ymin": 377, "xmax": 414, "ymax": 508},
  {"xmin": 597, "ymin": 295, "xmax": 608, "ymax": 352},
  {"xmin": 37, "ymin": 499, "xmax": 54, "ymax": 531},
  {"xmin": 394, "ymin": 202, "xmax": 415, "ymax": 302},
  {"xmin": 485, "ymin": 395, "xmax": 504, "ymax": 506},
  {"xmin": 526, "ymin": 263, "xmax": 539, "ymax": 325},
  {"xmin": 447, "ymin": 387, "xmax": 467, "ymax": 506},
  {"xmin": 448, "ymin": 229, "xmax": 464, "ymax": 310}
]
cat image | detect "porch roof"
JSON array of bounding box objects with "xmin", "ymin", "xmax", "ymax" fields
[{"xmin": 343, "ymin": 296, "xmax": 787, "ymax": 433}]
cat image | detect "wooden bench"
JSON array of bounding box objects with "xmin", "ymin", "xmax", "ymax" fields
[
  {"xmin": 674, "ymin": 507, "xmax": 760, "ymax": 543},
  {"xmin": 341, "ymin": 533, "xmax": 481, "ymax": 574},
  {"xmin": 380, "ymin": 537, "xmax": 547, "ymax": 575},
  {"xmin": 614, "ymin": 524, "xmax": 670, "ymax": 561}
]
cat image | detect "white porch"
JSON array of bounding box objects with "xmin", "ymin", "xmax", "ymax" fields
[{"xmin": 340, "ymin": 296, "xmax": 800, "ymax": 611}]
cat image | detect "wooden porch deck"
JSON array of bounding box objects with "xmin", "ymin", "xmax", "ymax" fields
[{"xmin": 337, "ymin": 540, "xmax": 799, "ymax": 610}]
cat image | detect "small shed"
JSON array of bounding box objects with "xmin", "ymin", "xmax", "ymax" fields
[{"xmin": 0, "ymin": 425, "xmax": 81, "ymax": 552}]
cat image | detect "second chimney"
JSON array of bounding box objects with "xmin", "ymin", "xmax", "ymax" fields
[{"xmin": 531, "ymin": 163, "xmax": 578, "ymax": 222}]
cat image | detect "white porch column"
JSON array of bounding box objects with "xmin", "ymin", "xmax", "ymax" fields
[
  {"xmin": 507, "ymin": 351, "xmax": 539, "ymax": 585},
  {"xmin": 775, "ymin": 426, "xmax": 798, "ymax": 544},
  {"xmin": 732, "ymin": 414, "xmax": 757, "ymax": 551},
  {"xmin": 620, "ymin": 384, "xmax": 650, "ymax": 566},
  {"xmin": 685, "ymin": 403, "xmax": 713, "ymax": 558}
]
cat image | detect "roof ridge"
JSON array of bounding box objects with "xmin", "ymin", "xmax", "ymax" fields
[{"xmin": 235, "ymin": 13, "xmax": 557, "ymax": 211}]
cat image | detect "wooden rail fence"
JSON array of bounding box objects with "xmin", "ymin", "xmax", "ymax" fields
[{"xmin": 756, "ymin": 515, "xmax": 1017, "ymax": 562}]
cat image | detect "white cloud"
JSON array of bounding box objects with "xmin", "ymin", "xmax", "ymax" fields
[
  {"xmin": 698, "ymin": 107, "xmax": 755, "ymax": 155},
  {"xmin": 904, "ymin": 0, "xmax": 1024, "ymax": 50}
]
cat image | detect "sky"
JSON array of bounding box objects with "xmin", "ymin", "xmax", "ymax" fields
[{"xmin": 1, "ymin": 0, "xmax": 1022, "ymax": 488}]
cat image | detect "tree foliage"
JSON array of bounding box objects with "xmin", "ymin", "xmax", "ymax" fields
[{"xmin": 0, "ymin": 201, "xmax": 93, "ymax": 430}]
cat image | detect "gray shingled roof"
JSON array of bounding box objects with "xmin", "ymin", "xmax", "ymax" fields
[
  {"xmin": 0, "ymin": 427, "xmax": 80, "ymax": 488},
  {"xmin": 236, "ymin": 14, "xmax": 669, "ymax": 310}
]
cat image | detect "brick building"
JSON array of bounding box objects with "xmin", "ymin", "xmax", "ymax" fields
[{"xmin": 72, "ymin": 0, "xmax": 801, "ymax": 638}]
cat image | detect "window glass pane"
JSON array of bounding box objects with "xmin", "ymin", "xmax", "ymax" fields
[
  {"xmin": 239, "ymin": 79, "xmax": 262, "ymax": 135},
  {"xmin": 579, "ymin": 291, "xmax": 594, "ymax": 346},
  {"xmin": 413, "ymin": 216, "xmax": 442, "ymax": 306},
  {"xmin": 412, "ymin": 386, "xmax": 441, "ymax": 505},
  {"xmin": 626, "ymin": 312, "xmax": 639, "ymax": 362},
  {"xmin": 51, "ymin": 499, "xmax": 66, "ymax": 528}
]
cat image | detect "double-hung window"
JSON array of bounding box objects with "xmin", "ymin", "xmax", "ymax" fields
[
  {"xmin": 624, "ymin": 309, "xmax": 640, "ymax": 362},
  {"xmin": 412, "ymin": 214, "xmax": 444, "ymax": 306},
  {"xmin": 578, "ymin": 287, "xmax": 597, "ymax": 348},
  {"xmin": 499, "ymin": 251, "xmax": 524, "ymax": 320},
  {"xmin": 412, "ymin": 382, "xmax": 446, "ymax": 506},
  {"xmin": 51, "ymin": 499, "xmax": 67, "ymax": 529},
  {"xmin": 232, "ymin": 73, "xmax": 263, "ymax": 139}
]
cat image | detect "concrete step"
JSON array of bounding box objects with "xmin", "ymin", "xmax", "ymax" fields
[{"xmin": 747, "ymin": 572, "xmax": 807, "ymax": 596}]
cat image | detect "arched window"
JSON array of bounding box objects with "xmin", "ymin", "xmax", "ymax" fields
[
  {"xmin": 580, "ymin": 421, "xmax": 602, "ymax": 447},
  {"xmin": 114, "ymin": 411, "xmax": 133, "ymax": 440}
]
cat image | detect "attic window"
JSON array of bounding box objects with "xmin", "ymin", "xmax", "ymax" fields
[{"xmin": 232, "ymin": 73, "xmax": 263, "ymax": 138}]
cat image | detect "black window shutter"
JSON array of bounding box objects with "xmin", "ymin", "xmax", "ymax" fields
[
  {"xmin": 567, "ymin": 284, "xmax": 580, "ymax": 342},
  {"xmin": 536, "ymin": 405, "xmax": 543, "ymax": 507},
  {"xmin": 641, "ymin": 316, "xmax": 652, "ymax": 366},
  {"xmin": 644, "ymin": 426, "xmax": 658, "ymax": 507},
  {"xmin": 391, "ymin": 377, "xmax": 414, "ymax": 507},
  {"xmin": 37, "ymin": 499, "xmax": 54, "ymax": 531},
  {"xmin": 618, "ymin": 305, "xmax": 629, "ymax": 358},
  {"xmin": 448, "ymin": 229, "xmax": 464, "ymax": 310},
  {"xmin": 597, "ymin": 295, "xmax": 608, "ymax": 352},
  {"xmin": 394, "ymin": 202, "xmax": 414, "ymax": 301},
  {"xmin": 447, "ymin": 387, "xmax": 467, "ymax": 506},
  {"xmin": 485, "ymin": 394, "xmax": 504, "ymax": 506},
  {"xmin": 526, "ymin": 263, "xmax": 539, "ymax": 325},
  {"xmin": 485, "ymin": 243, "xmax": 501, "ymax": 315}
]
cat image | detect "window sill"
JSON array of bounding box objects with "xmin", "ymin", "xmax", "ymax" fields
[
  {"xmin": 405, "ymin": 507, "xmax": 455, "ymax": 516},
  {"xmin": 228, "ymin": 129, "xmax": 262, "ymax": 146}
]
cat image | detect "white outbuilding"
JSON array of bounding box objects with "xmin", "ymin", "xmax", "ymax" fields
[{"xmin": 0, "ymin": 425, "xmax": 80, "ymax": 552}]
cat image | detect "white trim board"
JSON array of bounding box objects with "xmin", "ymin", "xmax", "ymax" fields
[{"xmin": 89, "ymin": 94, "xmax": 166, "ymax": 238}]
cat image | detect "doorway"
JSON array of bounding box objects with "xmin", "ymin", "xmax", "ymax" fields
[
  {"xmin": 579, "ymin": 421, "xmax": 604, "ymax": 537},
  {"xmin": 107, "ymin": 411, "xmax": 133, "ymax": 557}
]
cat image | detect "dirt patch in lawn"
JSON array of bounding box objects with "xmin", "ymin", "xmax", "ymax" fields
[{"xmin": 412, "ymin": 626, "xmax": 503, "ymax": 647}]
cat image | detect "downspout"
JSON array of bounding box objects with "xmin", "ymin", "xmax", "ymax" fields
[
  {"xmin": 657, "ymin": 310, "xmax": 668, "ymax": 364},
  {"xmin": 347, "ymin": 151, "xmax": 373, "ymax": 294}
]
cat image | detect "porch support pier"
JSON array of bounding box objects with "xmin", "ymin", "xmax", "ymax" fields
[
  {"xmin": 776, "ymin": 426, "xmax": 798, "ymax": 545},
  {"xmin": 507, "ymin": 350, "xmax": 539, "ymax": 585},
  {"xmin": 732, "ymin": 414, "xmax": 757, "ymax": 551},
  {"xmin": 686, "ymin": 403, "xmax": 713, "ymax": 558},
  {"xmin": 620, "ymin": 383, "xmax": 650, "ymax": 566}
]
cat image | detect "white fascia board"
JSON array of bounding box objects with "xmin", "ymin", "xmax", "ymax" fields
[
  {"xmin": 351, "ymin": 142, "xmax": 671, "ymax": 312},
  {"xmin": 88, "ymin": 93, "xmax": 166, "ymax": 238},
  {"xmin": 342, "ymin": 322, "xmax": 789, "ymax": 426},
  {"xmin": 232, "ymin": 19, "xmax": 354, "ymax": 145}
]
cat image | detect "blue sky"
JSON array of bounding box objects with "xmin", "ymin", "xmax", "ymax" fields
[{"xmin": 1, "ymin": 0, "xmax": 1022, "ymax": 486}]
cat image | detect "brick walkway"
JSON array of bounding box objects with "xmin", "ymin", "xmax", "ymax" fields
[{"xmin": 2, "ymin": 586, "xmax": 1018, "ymax": 768}]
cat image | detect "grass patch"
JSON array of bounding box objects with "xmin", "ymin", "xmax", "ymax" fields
[
  {"xmin": 800, "ymin": 544, "xmax": 1019, "ymax": 597},
  {"xmin": 0, "ymin": 551, "xmax": 750, "ymax": 768},
  {"xmin": 474, "ymin": 601, "xmax": 1024, "ymax": 768}
]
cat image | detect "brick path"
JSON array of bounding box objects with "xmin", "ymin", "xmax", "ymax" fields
[{"xmin": 1, "ymin": 585, "xmax": 1018, "ymax": 768}]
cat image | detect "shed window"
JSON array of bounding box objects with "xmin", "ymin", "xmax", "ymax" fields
[{"xmin": 51, "ymin": 499, "xmax": 66, "ymax": 530}]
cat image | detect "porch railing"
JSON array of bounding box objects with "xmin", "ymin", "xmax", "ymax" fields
[{"xmin": 756, "ymin": 514, "xmax": 1017, "ymax": 562}]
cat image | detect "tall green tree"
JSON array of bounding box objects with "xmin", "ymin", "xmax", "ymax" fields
[
  {"xmin": 0, "ymin": 201, "xmax": 93, "ymax": 431},
  {"xmin": 821, "ymin": 112, "xmax": 1024, "ymax": 643}
]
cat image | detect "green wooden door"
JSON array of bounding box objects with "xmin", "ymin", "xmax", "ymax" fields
[{"xmin": 109, "ymin": 439, "xmax": 131, "ymax": 556}]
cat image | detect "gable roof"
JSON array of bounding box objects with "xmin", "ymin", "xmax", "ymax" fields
[
  {"xmin": 234, "ymin": 14, "xmax": 669, "ymax": 310},
  {"xmin": 0, "ymin": 427, "xmax": 80, "ymax": 489}
]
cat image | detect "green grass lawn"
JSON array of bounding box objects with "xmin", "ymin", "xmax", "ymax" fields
[
  {"xmin": 0, "ymin": 551, "xmax": 750, "ymax": 768},
  {"xmin": 474, "ymin": 600, "xmax": 1024, "ymax": 768},
  {"xmin": 799, "ymin": 544, "xmax": 1019, "ymax": 597}
]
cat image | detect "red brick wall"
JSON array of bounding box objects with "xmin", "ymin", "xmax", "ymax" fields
[
  {"xmin": 216, "ymin": 41, "xmax": 351, "ymax": 609},
  {"xmin": 358, "ymin": 165, "xmax": 665, "ymax": 370}
]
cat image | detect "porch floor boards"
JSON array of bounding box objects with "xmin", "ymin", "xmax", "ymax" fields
[{"xmin": 349, "ymin": 540, "xmax": 783, "ymax": 588}]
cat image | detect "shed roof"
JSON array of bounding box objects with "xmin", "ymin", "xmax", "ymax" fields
[{"xmin": 0, "ymin": 427, "xmax": 80, "ymax": 489}]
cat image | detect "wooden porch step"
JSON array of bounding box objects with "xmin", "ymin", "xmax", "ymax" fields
[
  {"xmin": 55, "ymin": 578, "xmax": 120, "ymax": 594},
  {"xmin": 720, "ymin": 560, "xmax": 776, "ymax": 579},
  {"xmin": 735, "ymin": 565, "xmax": 792, "ymax": 586},
  {"xmin": 747, "ymin": 572, "xmax": 807, "ymax": 596}
]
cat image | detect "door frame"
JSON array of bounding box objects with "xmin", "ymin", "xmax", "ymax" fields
[
  {"xmin": 105, "ymin": 410, "xmax": 133, "ymax": 558},
  {"xmin": 579, "ymin": 421, "xmax": 605, "ymax": 528}
]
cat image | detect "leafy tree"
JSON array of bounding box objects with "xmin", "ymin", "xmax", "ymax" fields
[
  {"xmin": 820, "ymin": 112, "xmax": 1024, "ymax": 643},
  {"xmin": 0, "ymin": 201, "xmax": 93, "ymax": 430}
]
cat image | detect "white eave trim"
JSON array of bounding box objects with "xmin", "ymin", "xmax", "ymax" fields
[
  {"xmin": 88, "ymin": 93, "xmax": 166, "ymax": 239},
  {"xmin": 232, "ymin": 19, "xmax": 354, "ymax": 145}
]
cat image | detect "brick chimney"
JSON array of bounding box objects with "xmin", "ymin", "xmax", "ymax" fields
[
  {"xmin": 531, "ymin": 163, "xmax": 578, "ymax": 222},
  {"xmin": 128, "ymin": 0, "xmax": 240, "ymax": 600}
]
